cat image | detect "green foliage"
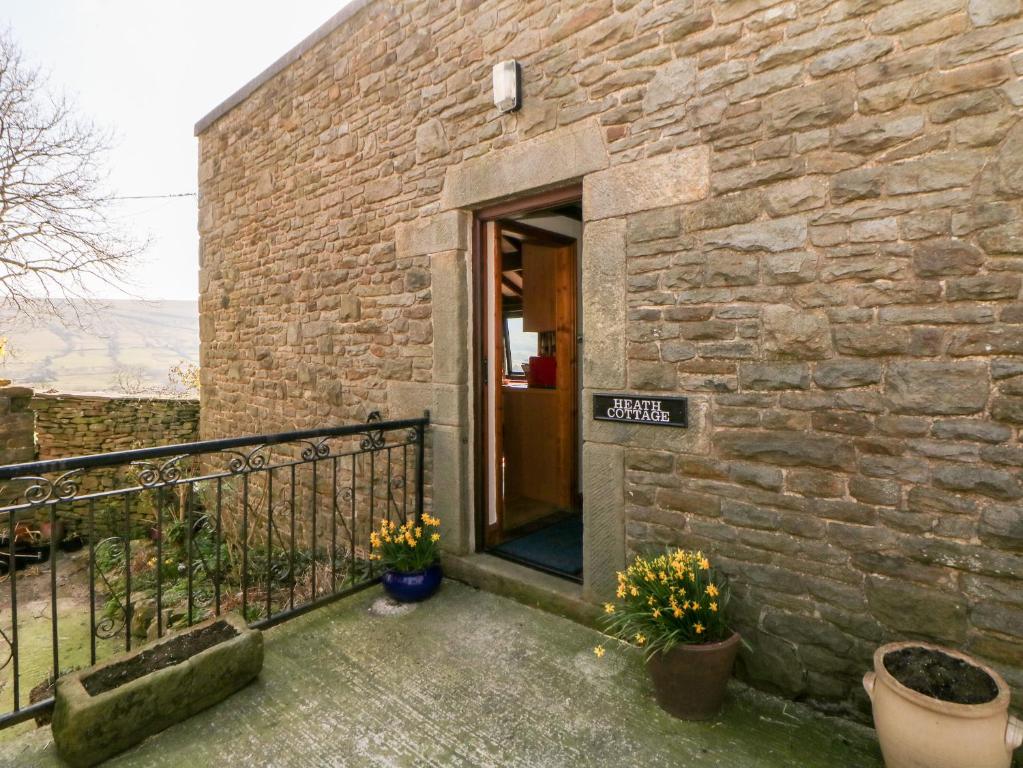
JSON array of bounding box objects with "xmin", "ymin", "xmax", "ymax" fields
[
  {"xmin": 244, "ymin": 543, "xmax": 313, "ymax": 590},
  {"xmin": 600, "ymin": 549, "xmax": 732, "ymax": 656}
]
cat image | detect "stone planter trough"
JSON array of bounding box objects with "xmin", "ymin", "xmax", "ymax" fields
[{"xmin": 52, "ymin": 612, "xmax": 262, "ymax": 768}]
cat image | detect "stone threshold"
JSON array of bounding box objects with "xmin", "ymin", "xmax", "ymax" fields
[{"xmin": 442, "ymin": 551, "xmax": 601, "ymax": 628}]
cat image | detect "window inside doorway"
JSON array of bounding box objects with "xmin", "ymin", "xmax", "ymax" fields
[{"xmin": 504, "ymin": 316, "xmax": 537, "ymax": 377}]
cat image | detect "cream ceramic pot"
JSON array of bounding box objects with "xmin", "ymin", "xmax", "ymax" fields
[{"xmin": 864, "ymin": 641, "xmax": 1023, "ymax": 768}]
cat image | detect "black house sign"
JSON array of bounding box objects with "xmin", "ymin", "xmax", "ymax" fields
[{"xmin": 593, "ymin": 394, "xmax": 688, "ymax": 428}]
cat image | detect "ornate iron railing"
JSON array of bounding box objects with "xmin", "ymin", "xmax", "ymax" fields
[{"xmin": 0, "ymin": 412, "xmax": 428, "ymax": 729}]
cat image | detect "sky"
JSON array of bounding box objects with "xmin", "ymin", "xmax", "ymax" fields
[{"xmin": 1, "ymin": 1, "xmax": 355, "ymax": 302}]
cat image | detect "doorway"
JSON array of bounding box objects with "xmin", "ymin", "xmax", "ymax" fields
[{"xmin": 475, "ymin": 188, "xmax": 582, "ymax": 582}]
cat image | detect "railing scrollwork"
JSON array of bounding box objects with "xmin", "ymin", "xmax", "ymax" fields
[{"xmin": 0, "ymin": 413, "xmax": 429, "ymax": 730}]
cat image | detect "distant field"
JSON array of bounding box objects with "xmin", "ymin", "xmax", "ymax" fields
[{"xmin": 0, "ymin": 300, "xmax": 199, "ymax": 395}]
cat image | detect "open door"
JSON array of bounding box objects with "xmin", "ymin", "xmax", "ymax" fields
[
  {"xmin": 483, "ymin": 220, "xmax": 506, "ymax": 543},
  {"xmin": 478, "ymin": 202, "xmax": 581, "ymax": 581}
]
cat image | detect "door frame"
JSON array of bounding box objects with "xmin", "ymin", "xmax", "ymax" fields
[{"xmin": 471, "ymin": 184, "xmax": 582, "ymax": 555}]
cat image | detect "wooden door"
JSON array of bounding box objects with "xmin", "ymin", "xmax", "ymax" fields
[{"xmin": 514, "ymin": 242, "xmax": 576, "ymax": 510}]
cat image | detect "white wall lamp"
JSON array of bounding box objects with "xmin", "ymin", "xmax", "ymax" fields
[{"xmin": 492, "ymin": 60, "xmax": 522, "ymax": 113}]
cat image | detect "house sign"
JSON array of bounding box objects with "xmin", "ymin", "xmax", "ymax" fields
[{"xmin": 593, "ymin": 394, "xmax": 688, "ymax": 428}]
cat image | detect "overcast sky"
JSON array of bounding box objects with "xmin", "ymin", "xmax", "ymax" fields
[{"xmin": 1, "ymin": 1, "xmax": 354, "ymax": 302}]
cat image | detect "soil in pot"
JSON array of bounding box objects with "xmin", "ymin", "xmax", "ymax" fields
[
  {"xmin": 83, "ymin": 621, "xmax": 238, "ymax": 696},
  {"xmin": 883, "ymin": 646, "xmax": 998, "ymax": 705}
]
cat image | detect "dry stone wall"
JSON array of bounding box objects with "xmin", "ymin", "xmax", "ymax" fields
[
  {"xmin": 0, "ymin": 385, "xmax": 34, "ymax": 467},
  {"xmin": 197, "ymin": 0, "xmax": 1023, "ymax": 718},
  {"xmin": 31, "ymin": 394, "xmax": 200, "ymax": 495},
  {"xmin": 0, "ymin": 385, "xmax": 35, "ymax": 506}
]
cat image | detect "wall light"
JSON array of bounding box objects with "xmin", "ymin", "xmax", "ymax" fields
[{"xmin": 492, "ymin": 60, "xmax": 521, "ymax": 113}]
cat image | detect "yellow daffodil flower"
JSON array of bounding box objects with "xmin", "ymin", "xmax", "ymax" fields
[{"xmin": 593, "ymin": 645, "xmax": 605, "ymax": 658}]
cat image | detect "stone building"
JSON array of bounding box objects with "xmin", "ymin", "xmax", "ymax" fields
[{"xmin": 196, "ymin": 0, "xmax": 1023, "ymax": 718}]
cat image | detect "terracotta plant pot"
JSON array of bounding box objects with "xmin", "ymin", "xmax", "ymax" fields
[
  {"xmin": 645, "ymin": 631, "xmax": 740, "ymax": 720},
  {"xmin": 864, "ymin": 641, "xmax": 1023, "ymax": 768}
]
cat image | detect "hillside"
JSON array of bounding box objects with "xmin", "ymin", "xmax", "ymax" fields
[{"xmin": 0, "ymin": 300, "xmax": 199, "ymax": 395}]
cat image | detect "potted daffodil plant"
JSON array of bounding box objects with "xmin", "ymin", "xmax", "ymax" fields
[
  {"xmin": 598, "ymin": 548, "xmax": 738, "ymax": 720},
  {"xmin": 370, "ymin": 513, "xmax": 442, "ymax": 603}
]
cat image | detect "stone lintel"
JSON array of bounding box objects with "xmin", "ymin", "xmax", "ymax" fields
[
  {"xmin": 396, "ymin": 210, "xmax": 470, "ymax": 258},
  {"xmin": 441, "ymin": 120, "xmax": 608, "ymax": 210},
  {"xmin": 583, "ymin": 145, "xmax": 710, "ymax": 221}
]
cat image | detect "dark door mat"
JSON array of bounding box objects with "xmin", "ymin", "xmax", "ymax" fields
[{"xmin": 490, "ymin": 513, "xmax": 583, "ymax": 579}]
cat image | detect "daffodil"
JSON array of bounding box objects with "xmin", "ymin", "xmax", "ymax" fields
[{"xmin": 593, "ymin": 645, "xmax": 605, "ymax": 658}]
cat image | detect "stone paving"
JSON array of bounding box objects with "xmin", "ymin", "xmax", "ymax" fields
[{"xmin": 0, "ymin": 581, "xmax": 883, "ymax": 767}]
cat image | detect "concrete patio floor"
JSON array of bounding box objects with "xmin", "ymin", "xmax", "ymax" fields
[{"xmin": 0, "ymin": 580, "xmax": 883, "ymax": 767}]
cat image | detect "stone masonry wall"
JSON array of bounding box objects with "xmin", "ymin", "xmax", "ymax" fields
[
  {"xmin": 197, "ymin": 0, "xmax": 1023, "ymax": 719},
  {"xmin": 0, "ymin": 384, "xmax": 35, "ymax": 507},
  {"xmin": 0, "ymin": 385, "xmax": 35, "ymax": 467},
  {"xmin": 31, "ymin": 393, "xmax": 200, "ymax": 496}
]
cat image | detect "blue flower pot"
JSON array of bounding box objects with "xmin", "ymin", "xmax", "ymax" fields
[{"xmin": 381, "ymin": 564, "xmax": 442, "ymax": 603}]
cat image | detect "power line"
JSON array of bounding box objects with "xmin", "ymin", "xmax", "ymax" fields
[{"xmin": 108, "ymin": 192, "xmax": 197, "ymax": 200}]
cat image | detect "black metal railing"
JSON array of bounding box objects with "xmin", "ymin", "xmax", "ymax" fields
[{"xmin": 0, "ymin": 412, "xmax": 428, "ymax": 729}]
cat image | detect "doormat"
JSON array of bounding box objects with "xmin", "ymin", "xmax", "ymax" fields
[{"xmin": 491, "ymin": 513, "xmax": 583, "ymax": 579}]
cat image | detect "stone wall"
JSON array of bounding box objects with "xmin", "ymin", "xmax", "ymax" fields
[
  {"xmin": 0, "ymin": 384, "xmax": 36, "ymax": 506},
  {"xmin": 32, "ymin": 393, "xmax": 200, "ymax": 459},
  {"xmin": 197, "ymin": 0, "xmax": 1023, "ymax": 719},
  {"xmin": 0, "ymin": 384, "xmax": 35, "ymax": 466},
  {"xmin": 31, "ymin": 393, "xmax": 200, "ymax": 495}
]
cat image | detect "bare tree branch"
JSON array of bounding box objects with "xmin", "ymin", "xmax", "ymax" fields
[{"xmin": 0, "ymin": 28, "xmax": 143, "ymax": 327}]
